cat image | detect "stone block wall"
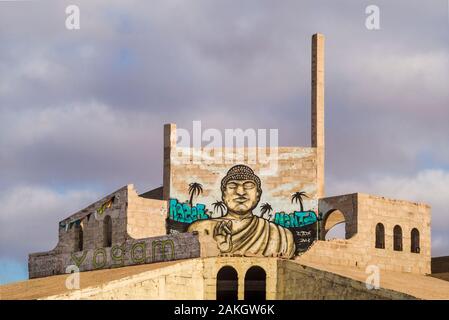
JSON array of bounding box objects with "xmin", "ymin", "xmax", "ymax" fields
[
  {"xmin": 43, "ymin": 258, "xmax": 207, "ymax": 300},
  {"xmin": 357, "ymin": 193, "xmax": 431, "ymax": 274},
  {"xmin": 301, "ymin": 193, "xmax": 431, "ymax": 275},
  {"xmin": 50, "ymin": 185, "xmax": 129, "ymax": 255},
  {"xmin": 432, "ymin": 256, "xmax": 449, "ymax": 273},
  {"xmin": 277, "ymin": 260, "xmax": 414, "ymax": 299},
  {"xmin": 127, "ymin": 185, "xmax": 167, "ymax": 239},
  {"xmin": 29, "ymin": 233, "xmax": 200, "ymax": 278},
  {"xmin": 27, "ymin": 252, "xmax": 59, "ymax": 279},
  {"xmin": 167, "ymin": 146, "xmax": 320, "ymax": 217},
  {"xmin": 42, "ymin": 257, "xmax": 415, "ymax": 300},
  {"xmin": 29, "ymin": 184, "xmax": 171, "ymax": 279},
  {"xmin": 201, "ymin": 257, "xmax": 279, "ymax": 300},
  {"xmin": 319, "ymin": 193, "xmax": 358, "ymax": 239},
  {"xmin": 296, "ymin": 240, "xmax": 368, "ymax": 269},
  {"xmin": 163, "ymin": 124, "xmax": 320, "ymax": 216}
]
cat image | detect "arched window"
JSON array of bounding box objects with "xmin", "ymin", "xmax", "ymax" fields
[
  {"xmin": 216, "ymin": 266, "xmax": 238, "ymax": 300},
  {"xmin": 322, "ymin": 210, "xmax": 346, "ymax": 240},
  {"xmin": 411, "ymin": 228, "xmax": 420, "ymax": 253},
  {"xmin": 244, "ymin": 266, "xmax": 266, "ymax": 300},
  {"xmin": 393, "ymin": 225, "xmax": 402, "ymax": 251},
  {"xmin": 375, "ymin": 223, "xmax": 385, "ymax": 249},
  {"xmin": 76, "ymin": 222, "xmax": 84, "ymax": 251},
  {"xmin": 103, "ymin": 215, "xmax": 112, "ymax": 247}
]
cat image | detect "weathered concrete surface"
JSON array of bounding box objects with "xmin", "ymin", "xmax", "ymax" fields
[
  {"xmin": 0, "ymin": 260, "xmax": 181, "ymax": 300},
  {"xmin": 312, "ymin": 193, "xmax": 431, "ymax": 275},
  {"xmin": 311, "ymin": 33, "xmax": 325, "ymax": 198},
  {"xmin": 29, "ymin": 233, "xmax": 200, "ymax": 279},
  {"xmin": 295, "ymin": 259, "xmax": 449, "ymax": 300},
  {"xmin": 431, "ymin": 273, "xmax": 449, "ymax": 282},
  {"xmin": 28, "ymin": 185, "xmax": 171, "ymax": 278},
  {"xmin": 432, "ymin": 256, "xmax": 449, "ymax": 274},
  {"xmin": 4, "ymin": 257, "xmax": 445, "ymax": 300}
]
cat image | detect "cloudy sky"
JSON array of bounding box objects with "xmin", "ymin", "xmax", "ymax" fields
[{"xmin": 0, "ymin": 0, "xmax": 448, "ymax": 284}]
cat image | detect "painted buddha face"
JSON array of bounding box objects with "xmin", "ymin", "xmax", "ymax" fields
[{"xmin": 222, "ymin": 179, "xmax": 261, "ymax": 215}]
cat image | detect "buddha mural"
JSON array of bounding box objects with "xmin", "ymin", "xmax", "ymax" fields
[{"xmin": 187, "ymin": 165, "xmax": 295, "ymax": 258}]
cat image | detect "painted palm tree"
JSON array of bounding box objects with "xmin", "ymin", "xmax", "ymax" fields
[
  {"xmin": 188, "ymin": 182, "xmax": 203, "ymax": 206},
  {"xmin": 291, "ymin": 191, "xmax": 309, "ymax": 212},
  {"xmin": 260, "ymin": 202, "xmax": 273, "ymax": 219},
  {"xmin": 212, "ymin": 200, "xmax": 226, "ymax": 217}
]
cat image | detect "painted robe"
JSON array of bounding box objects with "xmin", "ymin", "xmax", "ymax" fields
[{"xmin": 187, "ymin": 215, "xmax": 296, "ymax": 258}]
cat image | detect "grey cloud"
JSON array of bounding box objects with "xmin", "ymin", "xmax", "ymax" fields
[
  {"xmin": 0, "ymin": 185, "xmax": 100, "ymax": 262},
  {"xmin": 0, "ymin": 0, "xmax": 448, "ymax": 265},
  {"xmin": 1, "ymin": 104, "xmax": 165, "ymax": 192}
]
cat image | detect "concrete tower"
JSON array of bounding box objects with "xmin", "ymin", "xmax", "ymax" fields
[{"xmin": 311, "ymin": 33, "xmax": 325, "ymax": 198}]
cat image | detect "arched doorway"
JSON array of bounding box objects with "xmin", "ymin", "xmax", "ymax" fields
[
  {"xmin": 322, "ymin": 210, "xmax": 346, "ymax": 240},
  {"xmin": 216, "ymin": 266, "xmax": 238, "ymax": 300},
  {"xmin": 244, "ymin": 266, "xmax": 266, "ymax": 300}
]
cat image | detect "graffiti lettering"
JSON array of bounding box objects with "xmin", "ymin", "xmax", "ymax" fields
[
  {"xmin": 169, "ymin": 199, "xmax": 209, "ymax": 224},
  {"xmin": 274, "ymin": 211, "xmax": 317, "ymax": 228},
  {"xmin": 296, "ymin": 230, "xmax": 312, "ymax": 237},
  {"xmin": 152, "ymin": 240, "xmax": 175, "ymax": 261},
  {"xmin": 93, "ymin": 248, "xmax": 107, "ymax": 269},
  {"xmin": 30, "ymin": 233, "xmax": 199, "ymax": 278},
  {"xmin": 96, "ymin": 196, "xmax": 115, "ymax": 217},
  {"xmin": 131, "ymin": 242, "xmax": 146, "ymax": 264},
  {"xmin": 291, "ymin": 224, "xmax": 317, "ymax": 254},
  {"xmin": 70, "ymin": 239, "xmax": 178, "ymax": 270},
  {"xmin": 71, "ymin": 251, "xmax": 87, "ymax": 268},
  {"xmin": 111, "ymin": 244, "xmax": 125, "ymax": 266}
]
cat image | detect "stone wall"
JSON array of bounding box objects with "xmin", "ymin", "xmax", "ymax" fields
[
  {"xmin": 164, "ymin": 124, "xmax": 320, "ymax": 216},
  {"xmin": 41, "ymin": 257, "xmax": 414, "ymax": 300},
  {"xmin": 29, "ymin": 184, "xmax": 172, "ymax": 279},
  {"xmin": 301, "ymin": 193, "xmax": 431, "ymax": 275},
  {"xmin": 43, "ymin": 259, "xmax": 206, "ymax": 300},
  {"xmin": 201, "ymin": 257, "xmax": 279, "ymax": 300},
  {"xmin": 319, "ymin": 193, "xmax": 358, "ymax": 239},
  {"xmin": 431, "ymin": 256, "xmax": 449, "ymax": 274},
  {"xmin": 357, "ymin": 193, "xmax": 431, "ymax": 274},
  {"xmin": 29, "ymin": 233, "xmax": 200, "ymax": 279},
  {"xmin": 51, "ymin": 186, "xmax": 129, "ymax": 255},
  {"xmin": 127, "ymin": 185, "xmax": 167, "ymax": 239},
  {"xmin": 277, "ymin": 260, "xmax": 414, "ymax": 300}
]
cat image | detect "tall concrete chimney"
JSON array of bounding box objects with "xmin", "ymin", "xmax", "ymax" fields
[
  {"xmin": 311, "ymin": 33, "xmax": 325, "ymax": 198},
  {"xmin": 163, "ymin": 123, "xmax": 176, "ymax": 200}
]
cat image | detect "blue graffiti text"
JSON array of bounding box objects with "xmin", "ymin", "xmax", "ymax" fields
[{"xmin": 169, "ymin": 199, "xmax": 209, "ymax": 223}]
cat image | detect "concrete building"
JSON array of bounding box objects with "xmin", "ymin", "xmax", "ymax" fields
[{"xmin": 1, "ymin": 34, "xmax": 447, "ymax": 300}]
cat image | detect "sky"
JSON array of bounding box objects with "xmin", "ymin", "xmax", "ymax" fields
[{"xmin": 0, "ymin": 0, "xmax": 448, "ymax": 285}]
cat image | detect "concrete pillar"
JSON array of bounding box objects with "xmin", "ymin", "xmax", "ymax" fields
[
  {"xmin": 163, "ymin": 123, "xmax": 176, "ymax": 201},
  {"xmin": 311, "ymin": 33, "xmax": 325, "ymax": 198}
]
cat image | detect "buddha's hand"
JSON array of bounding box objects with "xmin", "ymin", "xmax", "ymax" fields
[{"xmin": 213, "ymin": 220, "xmax": 233, "ymax": 253}]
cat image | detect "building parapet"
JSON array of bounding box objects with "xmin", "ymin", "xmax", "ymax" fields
[{"xmin": 29, "ymin": 232, "xmax": 200, "ymax": 279}]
